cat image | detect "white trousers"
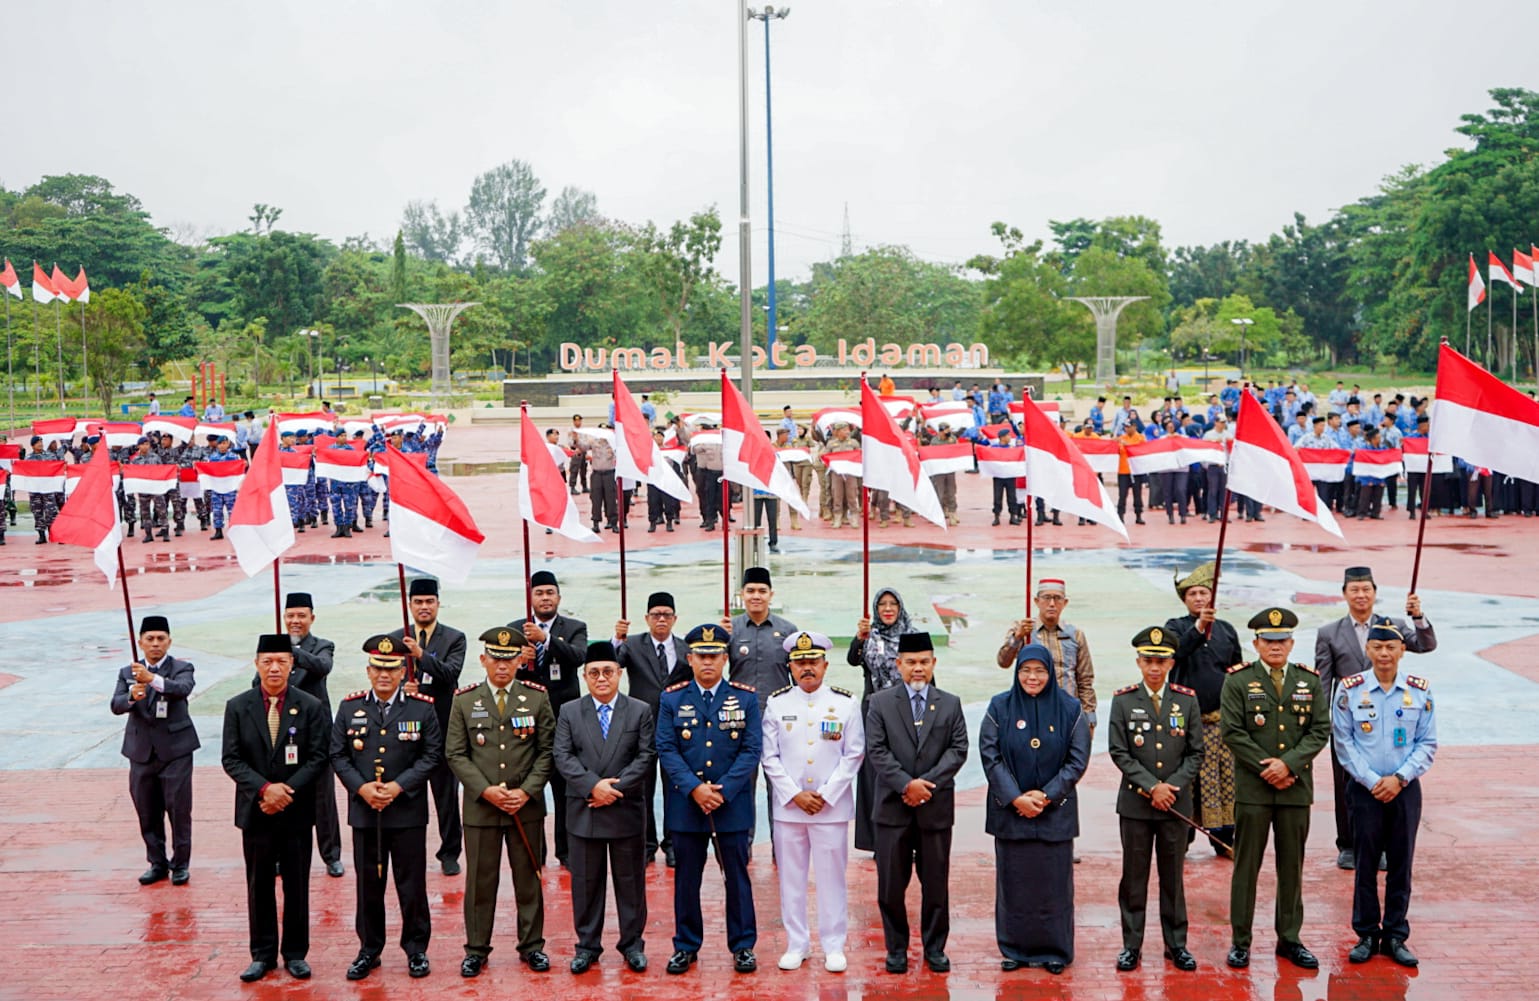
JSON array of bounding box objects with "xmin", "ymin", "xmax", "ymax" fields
[{"xmin": 772, "ymin": 818, "xmax": 850, "ymax": 954}]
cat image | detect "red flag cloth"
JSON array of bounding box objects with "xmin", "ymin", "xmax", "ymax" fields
[
  {"xmin": 811, "ymin": 406, "xmax": 863, "ymax": 436},
  {"xmin": 1227, "ymin": 390, "xmax": 1343, "ymax": 537},
  {"xmin": 278, "ymin": 447, "xmax": 314, "ymax": 486},
  {"xmin": 9, "ymin": 459, "xmax": 67, "ymax": 492},
  {"xmin": 142, "ymin": 416, "xmax": 198, "ymax": 443},
  {"xmin": 31, "ymin": 417, "xmax": 77, "ymax": 443},
  {"xmin": 49, "ymin": 446, "xmax": 122, "ymax": 585},
  {"xmin": 1016, "ymin": 394, "xmax": 1127, "ymax": 538},
  {"xmin": 720, "ymin": 371, "xmax": 811, "ymax": 517},
  {"xmin": 389, "ymin": 450, "xmax": 484, "ymax": 584},
  {"xmin": 121, "ymin": 464, "xmax": 178, "ymax": 496},
  {"xmin": 1070, "ymin": 436, "xmax": 1122, "ymax": 475},
  {"xmin": 1124, "ymin": 436, "xmax": 1226, "ymax": 475},
  {"xmin": 1296, "ymin": 448, "xmax": 1351, "ymax": 482},
  {"xmin": 1468, "ymin": 253, "xmax": 1486, "ymax": 311},
  {"xmin": 1488, "ymin": 250, "xmax": 1523, "ymax": 290},
  {"xmin": 1429, "ymin": 342, "xmax": 1539, "ymax": 482},
  {"xmin": 195, "ymin": 460, "xmax": 247, "ymax": 493},
  {"xmin": 917, "ymin": 441, "xmax": 973, "ymax": 476},
  {"xmin": 50, "ymin": 264, "xmax": 72, "ymax": 303},
  {"xmin": 975, "ymin": 443, "xmax": 1026, "ymax": 479},
  {"xmin": 193, "ymin": 421, "xmax": 238, "ymax": 441},
  {"xmin": 314, "ymin": 446, "xmax": 371, "ymax": 483},
  {"xmin": 613, "ymin": 370, "xmax": 691, "ymax": 501},
  {"xmin": 31, "ymin": 262, "xmax": 58, "ymax": 303},
  {"xmin": 1515, "ymin": 248, "xmax": 1537, "ymax": 286},
  {"xmin": 0, "ymin": 259, "xmax": 20, "ymax": 299},
  {"xmin": 228, "ymin": 437, "xmax": 295, "ymax": 576},
  {"xmin": 519, "ymin": 413, "xmax": 598, "ymax": 541},
  {"xmin": 860, "ymin": 379, "xmax": 944, "ymax": 528}
]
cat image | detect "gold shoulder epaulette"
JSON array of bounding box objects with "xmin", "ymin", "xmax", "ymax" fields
[
  {"xmin": 342, "ymin": 690, "xmax": 367, "ymax": 701},
  {"xmin": 1406, "ymin": 675, "xmax": 1429, "ymax": 691},
  {"xmin": 519, "ymin": 679, "xmax": 547, "ymax": 692},
  {"xmin": 829, "ymin": 686, "xmax": 854, "ymax": 698},
  {"xmin": 1341, "ymin": 673, "xmax": 1366, "ymax": 690},
  {"xmin": 1114, "ymin": 683, "xmax": 1139, "ymax": 696},
  {"xmin": 1226, "ymin": 663, "xmax": 1247, "ymax": 674},
  {"xmin": 1294, "ymin": 662, "xmax": 1319, "ymax": 676},
  {"xmin": 729, "ymin": 680, "xmax": 756, "ymax": 693},
  {"xmin": 771, "ymin": 684, "xmax": 794, "ymax": 697},
  {"xmin": 664, "ymin": 681, "xmax": 690, "ymax": 693},
  {"xmin": 1168, "ymin": 683, "xmax": 1196, "ymax": 697},
  {"xmin": 455, "ymin": 683, "xmax": 480, "ymax": 695}
]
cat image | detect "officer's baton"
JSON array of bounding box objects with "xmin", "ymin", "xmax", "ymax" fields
[
  {"xmin": 373, "ymin": 761, "xmax": 386, "ymax": 878},
  {"xmin": 1137, "ymin": 788, "xmax": 1234, "ymax": 855},
  {"xmin": 707, "ymin": 812, "xmax": 724, "ymax": 871},
  {"xmin": 502, "ymin": 782, "xmax": 544, "ymax": 877}
]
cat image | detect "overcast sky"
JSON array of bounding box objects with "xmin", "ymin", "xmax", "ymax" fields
[{"xmin": 5, "ymin": 1, "xmax": 1535, "ymax": 284}]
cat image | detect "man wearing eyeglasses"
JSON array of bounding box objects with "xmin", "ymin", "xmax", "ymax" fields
[
  {"xmin": 995, "ymin": 578, "xmax": 1098, "ymax": 734},
  {"xmin": 615, "ymin": 591, "xmax": 692, "ymax": 866}
]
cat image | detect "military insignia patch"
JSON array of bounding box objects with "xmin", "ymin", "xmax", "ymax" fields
[
  {"xmin": 1268, "ymin": 609, "xmax": 1283, "ymax": 627},
  {"xmin": 1150, "ymin": 628, "xmax": 1163, "ymax": 646},
  {"xmin": 378, "ymin": 637, "xmax": 394, "ymax": 654}
]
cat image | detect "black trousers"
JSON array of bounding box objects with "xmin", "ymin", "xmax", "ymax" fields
[
  {"xmin": 570, "ymin": 832, "xmax": 648, "ymax": 956},
  {"xmin": 1117, "ymin": 816, "xmax": 1188, "ymax": 951},
  {"xmin": 1348, "ymin": 779, "xmax": 1422, "ymax": 940},
  {"xmin": 128, "ymin": 750, "xmax": 194, "ymax": 869},
  {"xmin": 352, "ymin": 823, "xmax": 431, "ymax": 957},
  {"xmin": 991, "ymin": 478, "xmax": 1020, "ymax": 517},
  {"xmin": 642, "ymin": 757, "xmax": 672, "ymax": 855},
  {"xmin": 1406, "ymin": 471, "xmax": 1427, "ymax": 513},
  {"xmin": 647, "ymin": 484, "xmax": 679, "ymax": 526},
  {"xmin": 1117, "ymin": 473, "xmax": 1144, "ymax": 516},
  {"xmin": 428, "ymin": 761, "xmax": 462, "ymax": 864},
  {"xmin": 1330, "ymin": 736, "xmax": 1354, "ymax": 851},
  {"xmin": 752, "ymin": 497, "xmax": 779, "ymax": 546},
  {"xmin": 1162, "ymin": 469, "xmax": 1189, "ymax": 520},
  {"xmin": 590, "ymin": 469, "xmax": 618, "ymax": 527},
  {"xmin": 671, "ymin": 829, "xmax": 756, "ymax": 953},
  {"xmin": 242, "ymin": 822, "xmax": 313, "ymax": 963},
  {"xmin": 697, "ymin": 468, "xmax": 723, "ymax": 525},
  {"xmin": 874, "ymin": 819, "xmax": 952, "ymax": 956},
  {"xmin": 1205, "ymin": 466, "xmax": 1227, "ymax": 519},
  {"xmin": 313, "ymin": 764, "xmax": 342, "ymax": 864}
]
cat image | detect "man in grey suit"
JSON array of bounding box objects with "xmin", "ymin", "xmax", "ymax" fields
[
  {"xmin": 865, "ymin": 632, "xmax": 969, "ymax": 975},
  {"xmin": 553, "ymin": 642, "xmax": 657, "ymax": 974},
  {"xmin": 1315, "ymin": 566, "xmax": 1436, "ymax": 869},
  {"xmin": 110, "ymin": 614, "xmax": 201, "ymax": 886},
  {"xmin": 614, "ymin": 590, "xmax": 692, "ymax": 866}
]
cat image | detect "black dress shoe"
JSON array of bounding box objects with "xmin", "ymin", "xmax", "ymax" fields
[
  {"xmin": 461, "ymin": 954, "xmax": 487, "ymax": 977},
  {"xmin": 138, "ymin": 866, "xmax": 168, "ymax": 885},
  {"xmin": 408, "ymin": 952, "xmax": 430, "ymax": 978},
  {"xmin": 665, "ymin": 845, "xmax": 677, "ymax": 868},
  {"xmin": 441, "ymin": 858, "xmax": 461, "ymax": 875},
  {"xmin": 1348, "ymin": 936, "xmax": 1377, "ymax": 964},
  {"xmin": 1116, "ymin": 948, "xmax": 1140, "ymax": 971},
  {"xmin": 885, "ymin": 952, "xmax": 908, "ymax": 974},
  {"xmin": 238, "ymin": 961, "xmax": 274, "ymax": 982},
  {"xmin": 1000, "ymin": 958, "xmax": 1024, "ymax": 971},
  {"xmin": 523, "ymin": 949, "xmax": 551, "ymax": 972},
  {"xmin": 733, "ymin": 949, "xmax": 757, "ymax": 973},
  {"xmin": 1337, "ymin": 848, "xmax": 1356, "ymax": 870},
  {"xmin": 1276, "ymin": 942, "xmax": 1319, "ymax": 969},
  {"xmin": 1044, "ymin": 961, "xmax": 1066, "ymax": 975},
  {"xmin": 1382, "ymin": 938, "xmax": 1418, "ymax": 967},
  {"xmin": 326, "ymin": 860, "xmax": 345, "ymax": 877},
  {"xmin": 1165, "ymin": 946, "xmax": 1197, "ymax": 970},
  {"xmin": 170, "ymin": 867, "xmax": 190, "ymax": 885},
  {"xmin": 624, "ymin": 951, "xmax": 647, "ymax": 972},
  {"xmin": 570, "ymin": 951, "xmax": 597, "ymax": 974},
  {"xmin": 1226, "ymin": 946, "xmax": 1250, "ymax": 968},
  {"xmin": 924, "ymin": 952, "xmax": 950, "ymax": 973},
  {"xmin": 666, "ymin": 950, "xmax": 697, "ymax": 975},
  {"xmin": 346, "ymin": 953, "xmax": 381, "ymax": 980},
  {"xmin": 284, "ymin": 959, "xmax": 311, "ymax": 979}
]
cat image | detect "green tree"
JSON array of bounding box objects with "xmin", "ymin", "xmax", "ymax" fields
[
  {"xmin": 82, "ymin": 288, "xmax": 147, "ymax": 415},
  {"xmin": 400, "ymin": 199, "xmax": 463, "ymax": 265},
  {"xmin": 969, "ymin": 223, "xmax": 1086, "ymax": 372},
  {"xmin": 641, "ymin": 208, "xmax": 724, "ymax": 347},
  {"xmin": 548, "ymin": 187, "xmax": 599, "ymax": 235},
  {"xmin": 465, "ymin": 159, "xmax": 546, "ymax": 272}
]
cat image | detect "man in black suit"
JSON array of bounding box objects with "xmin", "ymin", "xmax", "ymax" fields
[
  {"xmin": 864, "ymin": 632, "xmax": 969, "ymax": 974},
  {"xmin": 614, "ymin": 590, "xmax": 691, "ymax": 866},
  {"xmin": 110, "ymin": 614, "xmax": 200, "ymax": 887},
  {"xmin": 508, "ymin": 568, "xmax": 589, "ymax": 865},
  {"xmin": 1314, "ymin": 566, "xmax": 1436, "ymax": 869},
  {"xmin": 553, "ymin": 642, "xmax": 658, "ymax": 974},
  {"xmin": 389, "ymin": 576, "xmax": 467, "ymax": 875},
  {"xmin": 221, "ymin": 634, "xmax": 331, "ymax": 983}
]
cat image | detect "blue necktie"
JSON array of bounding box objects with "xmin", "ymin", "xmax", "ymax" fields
[
  {"xmin": 701, "ymin": 687, "xmax": 714, "ymax": 714},
  {"xmin": 598, "ymin": 702, "xmax": 612, "ymax": 740},
  {"xmin": 912, "ymin": 691, "xmax": 925, "ymax": 723}
]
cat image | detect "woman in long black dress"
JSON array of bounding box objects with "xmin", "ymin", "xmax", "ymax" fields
[
  {"xmin": 846, "ymin": 587, "xmax": 911, "ymax": 852},
  {"xmin": 980, "ymin": 642, "xmax": 1091, "ymax": 974}
]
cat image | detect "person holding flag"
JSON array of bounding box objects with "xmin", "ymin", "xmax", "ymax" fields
[
  {"xmin": 127, "ymin": 436, "xmax": 171, "ymax": 543},
  {"xmin": 204, "ymin": 435, "xmax": 244, "ymax": 540}
]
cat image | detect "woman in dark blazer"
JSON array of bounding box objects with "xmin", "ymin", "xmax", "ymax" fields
[{"xmin": 980, "ymin": 642, "xmax": 1091, "ymax": 974}]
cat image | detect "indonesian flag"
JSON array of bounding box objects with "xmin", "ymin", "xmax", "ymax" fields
[
  {"xmin": 921, "ymin": 401, "xmax": 977, "ymax": 431},
  {"xmin": 66, "ymin": 463, "xmax": 121, "ymax": 497},
  {"xmin": 0, "ymin": 259, "xmax": 20, "ymax": 300},
  {"xmin": 315, "ymin": 446, "xmax": 371, "ymax": 483},
  {"xmin": 31, "ymin": 417, "xmax": 77, "ymax": 445},
  {"xmin": 1071, "ymin": 437, "xmax": 1122, "ymax": 475},
  {"xmin": 0, "ymin": 442, "xmax": 21, "ymax": 470},
  {"xmin": 196, "ymin": 460, "xmax": 247, "ymax": 494},
  {"xmin": 90, "ymin": 422, "xmax": 146, "ymax": 448},
  {"xmin": 1017, "ymin": 394, "xmax": 1127, "ymax": 538},
  {"xmin": 31, "ymin": 262, "xmax": 58, "ymax": 304},
  {"xmin": 389, "ymin": 447, "xmax": 485, "ymax": 583},
  {"xmin": 58, "ymin": 267, "xmax": 89, "ymax": 304},
  {"xmin": 50, "ymin": 265, "xmax": 73, "ymax": 303},
  {"xmin": 228, "ymin": 437, "xmax": 295, "ymax": 576},
  {"xmin": 876, "ymin": 396, "xmax": 919, "ymax": 421},
  {"xmin": 1401, "ymin": 437, "xmax": 1453, "ymax": 475},
  {"xmin": 1515, "ymin": 248, "xmax": 1537, "ymax": 287},
  {"xmin": 1125, "ymin": 436, "xmax": 1225, "ymax": 475},
  {"xmin": 721, "ymin": 371, "xmax": 811, "ymax": 518},
  {"xmin": 143, "ymin": 416, "xmax": 197, "ymax": 443},
  {"xmin": 1008, "ymin": 399, "xmax": 1060, "ymax": 421},
  {"xmin": 1468, "ymin": 254, "xmax": 1486, "ymax": 311},
  {"xmin": 340, "ymin": 418, "xmax": 375, "ymax": 437},
  {"xmin": 975, "ymin": 443, "xmax": 1026, "ymax": 479},
  {"xmin": 274, "ymin": 411, "xmax": 335, "ymax": 435},
  {"xmin": 679, "ymin": 411, "xmax": 722, "ymax": 430},
  {"xmin": 1296, "ymin": 448, "xmax": 1351, "ymax": 483},
  {"xmin": 918, "ymin": 441, "xmax": 974, "ymax": 476},
  {"xmin": 10, "ymin": 459, "xmax": 67, "ymax": 493},
  {"xmin": 776, "ymin": 445, "xmax": 812, "ymax": 464},
  {"xmin": 122, "ymin": 463, "xmax": 178, "ymax": 496},
  {"xmin": 194, "ymin": 421, "xmax": 238, "ymax": 441},
  {"xmin": 279, "ymin": 447, "xmax": 314, "ymax": 486},
  {"xmin": 49, "ymin": 446, "xmax": 122, "ymax": 585},
  {"xmin": 860, "ymin": 380, "xmax": 944, "ymax": 527},
  {"xmin": 519, "ymin": 413, "xmax": 598, "ymax": 542},
  {"xmin": 612, "ymin": 370, "xmax": 691, "ymax": 502},
  {"xmin": 1351, "ymin": 448, "xmax": 1403, "ymax": 479},
  {"xmin": 1429, "ymin": 342, "xmax": 1539, "ymax": 482},
  {"xmin": 1489, "ymin": 250, "xmax": 1523, "ymax": 292},
  {"xmin": 177, "ymin": 465, "xmax": 202, "ymax": 500},
  {"xmin": 1227, "ymin": 390, "xmax": 1343, "ymax": 537},
  {"xmin": 819, "ymin": 451, "xmax": 862, "ymax": 478},
  {"xmin": 812, "ymin": 407, "xmax": 862, "ymax": 436}
]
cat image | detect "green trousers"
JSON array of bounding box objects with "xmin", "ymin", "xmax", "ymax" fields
[
  {"xmin": 1229, "ymin": 802, "xmax": 1310, "ymax": 948},
  {"xmin": 463, "ymin": 819, "xmax": 545, "ymax": 958}
]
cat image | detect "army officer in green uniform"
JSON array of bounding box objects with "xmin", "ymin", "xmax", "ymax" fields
[
  {"xmin": 1221, "ymin": 607, "xmax": 1331, "ymax": 971},
  {"xmin": 445, "ymin": 627, "xmax": 556, "ymax": 977}
]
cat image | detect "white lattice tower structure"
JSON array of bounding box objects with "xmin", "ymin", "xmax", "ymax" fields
[
  {"xmin": 1068, "ymin": 296, "xmax": 1148, "ymax": 385},
  {"xmin": 399, "ymin": 302, "xmax": 479, "ymax": 407}
]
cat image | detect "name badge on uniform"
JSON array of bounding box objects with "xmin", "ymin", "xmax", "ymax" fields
[
  {"xmin": 284, "ymin": 745, "xmax": 299, "ymax": 765},
  {"xmin": 155, "ymin": 700, "xmax": 168, "ymax": 719},
  {"xmin": 550, "ymin": 664, "xmax": 561, "ymax": 681},
  {"xmin": 420, "ymin": 672, "xmax": 433, "ymax": 686}
]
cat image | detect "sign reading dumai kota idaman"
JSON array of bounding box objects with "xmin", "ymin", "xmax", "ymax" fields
[{"xmin": 559, "ymin": 338, "xmax": 990, "ymax": 373}]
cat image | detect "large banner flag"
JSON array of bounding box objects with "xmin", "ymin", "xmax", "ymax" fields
[
  {"xmin": 142, "ymin": 415, "xmax": 197, "ymax": 443},
  {"xmin": 0, "ymin": 259, "xmax": 21, "ymax": 299},
  {"xmin": 49, "ymin": 446, "xmax": 122, "ymax": 585},
  {"xmin": 279, "ymin": 447, "xmax": 314, "ymax": 486},
  {"xmin": 58, "ymin": 266, "xmax": 90, "ymax": 304},
  {"xmin": 228, "ymin": 437, "xmax": 295, "ymax": 576},
  {"xmin": 721, "ymin": 371, "xmax": 811, "ymax": 518},
  {"xmin": 519, "ymin": 414, "xmax": 599, "ymax": 542},
  {"xmin": 975, "ymin": 444, "xmax": 1026, "ymax": 480},
  {"xmin": 1070, "ymin": 436, "xmax": 1122, "ymax": 476},
  {"xmin": 274, "ymin": 411, "xmax": 335, "ymax": 436},
  {"xmin": 196, "ymin": 460, "xmax": 247, "ymax": 494},
  {"xmin": 314, "ymin": 446, "xmax": 371, "ymax": 483},
  {"xmin": 875, "ymin": 395, "xmax": 919, "ymax": 421},
  {"xmin": 90, "ymin": 422, "xmax": 146, "ymax": 448},
  {"xmin": 1351, "ymin": 448, "xmax": 1404, "ymax": 480},
  {"xmin": 31, "ymin": 417, "xmax": 77, "ymax": 445},
  {"xmin": 860, "ymin": 379, "xmax": 944, "ymax": 528},
  {"xmin": 1468, "ymin": 253, "xmax": 1486, "ymax": 311},
  {"xmin": 918, "ymin": 441, "xmax": 973, "ymax": 476},
  {"xmin": 66, "ymin": 463, "xmax": 122, "ymax": 497},
  {"xmin": 1228, "ymin": 390, "xmax": 1343, "ymax": 537},
  {"xmin": 122, "ymin": 463, "xmax": 178, "ymax": 497},
  {"xmin": 1429, "ymin": 341, "xmax": 1539, "ymax": 482},
  {"xmin": 819, "ymin": 451, "xmax": 862, "ymax": 478},
  {"xmin": 920, "ymin": 401, "xmax": 977, "ymax": 431},
  {"xmin": 1017, "ymin": 395, "xmax": 1127, "ymax": 539},
  {"xmin": 9, "ymin": 459, "xmax": 66, "ymax": 493},
  {"xmin": 194, "ymin": 421, "xmax": 238, "ymax": 441},
  {"xmin": 812, "ymin": 406, "xmax": 863, "ymax": 436},
  {"xmin": 1125, "ymin": 436, "xmax": 1226, "ymax": 475},
  {"xmin": 1400, "ymin": 437, "xmax": 1453, "ymax": 476},
  {"xmin": 1296, "ymin": 448, "xmax": 1351, "ymax": 483},
  {"xmin": 613, "ymin": 371, "xmax": 691, "ymax": 502},
  {"xmin": 389, "ymin": 450, "xmax": 485, "ymax": 583}
]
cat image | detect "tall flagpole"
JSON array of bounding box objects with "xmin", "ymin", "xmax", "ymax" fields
[
  {"xmin": 1487, "ymin": 278, "xmax": 1494, "ymax": 369},
  {"xmin": 721, "ymin": 477, "xmax": 731, "ymax": 618},
  {"xmin": 79, "ymin": 298, "xmax": 89, "ymax": 411},
  {"xmin": 520, "ymin": 401, "xmax": 533, "ymax": 623},
  {"xmin": 30, "ymin": 296, "xmax": 40, "ymax": 412},
  {"xmin": 1207, "ymin": 382, "xmax": 1246, "ymax": 626},
  {"xmin": 618, "ymin": 482, "xmax": 628, "ymax": 621},
  {"xmin": 1024, "ymin": 487, "xmax": 1033, "ymax": 615},
  {"xmin": 396, "ymin": 562, "xmax": 416, "ymax": 684},
  {"xmin": 1409, "ymin": 339, "xmax": 1447, "ymax": 593},
  {"xmin": 116, "ymin": 547, "xmax": 141, "ymax": 664},
  {"xmin": 5, "ymin": 292, "xmax": 13, "ymax": 434},
  {"xmin": 54, "ymin": 289, "xmax": 65, "ymax": 410},
  {"xmin": 272, "ymin": 561, "xmax": 282, "ymax": 632},
  {"xmin": 1513, "ymin": 280, "xmax": 1522, "ymax": 384},
  {"xmin": 861, "ymin": 485, "xmax": 870, "ymax": 614}
]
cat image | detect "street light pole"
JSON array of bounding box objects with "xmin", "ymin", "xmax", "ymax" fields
[
  {"xmin": 750, "ymin": 5, "xmax": 789, "ymax": 370},
  {"xmin": 1231, "ymin": 317, "xmax": 1254, "ymax": 381},
  {"xmin": 736, "ymin": 4, "xmax": 755, "ymax": 404}
]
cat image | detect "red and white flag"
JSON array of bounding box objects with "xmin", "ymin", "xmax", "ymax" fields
[
  {"xmin": 1017, "ymin": 395, "xmax": 1127, "ymax": 539},
  {"xmin": 228, "ymin": 437, "xmax": 295, "ymax": 576},
  {"xmin": 178, "ymin": 465, "xmax": 202, "ymax": 500},
  {"xmin": 1429, "ymin": 342, "xmax": 1539, "ymax": 482},
  {"xmin": 519, "ymin": 414, "xmax": 598, "ymax": 542},
  {"xmin": 819, "ymin": 451, "xmax": 862, "ymax": 478},
  {"xmin": 975, "ymin": 443, "xmax": 1026, "ymax": 479},
  {"xmin": 720, "ymin": 371, "xmax": 810, "ymax": 518},
  {"xmin": 279, "ymin": 447, "xmax": 314, "ymax": 486},
  {"xmin": 0, "ymin": 259, "xmax": 21, "ymax": 300},
  {"xmin": 314, "ymin": 446, "xmax": 371, "ymax": 483},
  {"xmin": 66, "ymin": 463, "xmax": 122, "ymax": 497},
  {"xmin": 1296, "ymin": 448, "xmax": 1351, "ymax": 483},
  {"xmin": 812, "ymin": 406, "xmax": 863, "ymax": 436},
  {"xmin": 90, "ymin": 422, "xmax": 145, "ymax": 448},
  {"xmin": 194, "ymin": 421, "xmax": 238, "ymax": 441},
  {"xmin": 59, "ymin": 267, "xmax": 90, "ymax": 304},
  {"xmin": 1227, "ymin": 390, "xmax": 1343, "ymax": 537},
  {"xmin": 31, "ymin": 417, "xmax": 77, "ymax": 445},
  {"xmin": 122, "ymin": 463, "xmax": 178, "ymax": 496},
  {"xmin": 49, "ymin": 446, "xmax": 122, "ymax": 585},
  {"xmin": 860, "ymin": 379, "xmax": 945, "ymax": 528},
  {"xmin": 9, "ymin": 459, "xmax": 66, "ymax": 493},
  {"xmin": 1070, "ymin": 436, "xmax": 1122, "ymax": 476},
  {"xmin": 196, "ymin": 460, "xmax": 247, "ymax": 494},
  {"xmin": 274, "ymin": 411, "xmax": 335, "ymax": 436},
  {"xmin": 918, "ymin": 441, "xmax": 973, "ymax": 476},
  {"xmin": 1125, "ymin": 436, "xmax": 1225, "ymax": 475},
  {"xmin": 1515, "ymin": 248, "xmax": 1537, "ymax": 287},
  {"xmin": 612, "ymin": 371, "xmax": 691, "ymax": 502},
  {"xmin": 1400, "ymin": 437, "xmax": 1453, "ymax": 475},
  {"xmin": 50, "ymin": 265, "xmax": 73, "ymax": 304},
  {"xmin": 143, "ymin": 415, "xmax": 197, "ymax": 443},
  {"xmin": 31, "ymin": 262, "xmax": 58, "ymax": 304},
  {"xmin": 389, "ymin": 451, "xmax": 484, "ymax": 583},
  {"xmin": 920, "ymin": 401, "xmax": 977, "ymax": 431},
  {"xmin": 1351, "ymin": 448, "xmax": 1403, "ymax": 480},
  {"xmin": 1489, "ymin": 250, "xmax": 1523, "ymax": 292},
  {"xmin": 1468, "ymin": 254, "xmax": 1486, "ymax": 311}
]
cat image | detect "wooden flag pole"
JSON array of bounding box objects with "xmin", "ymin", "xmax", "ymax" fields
[
  {"xmin": 519, "ymin": 401, "xmax": 534, "ymax": 623},
  {"xmin": 1409, "ymin": 338, "xmax": 1446, "ymax": 594},
  {"xmin": 618, "ymin": 483, "xmax": 628, "ymax": 621},
  {"xmin": 116, "ymin": 546, "xmax": 140, "ymax": 664},
  {"xmin": 396, "ymin": 562, "xmax": 416, "ymax": 683},
  {"xmin": 1024, "ymin": 488, "xmax": 1033, "ymax": 616},
  {"xmin": 861, "ymin": 485, "xmax": 870, "ymax": 614},
  {"xmin": 721, "ymin": 477, "xmax": 731, "ymax": 618},
  {"xmin": 272, "ymin": 560, "xmax": 282, "ymax": 632}
]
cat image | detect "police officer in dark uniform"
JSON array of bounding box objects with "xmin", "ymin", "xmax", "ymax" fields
[
  {"xmin": 1220, "ymin": 607, "xmax": 1331, "ymax": 971},
  {"xmin": 331, "ymin": 635, "xmax": 444, "ymax": 981},
  {"xmin": 445, "ymin": 627, "xmax": 555, "ymax": 978},
  {"xmin": 1108, "ymin": 626, "xmax": 1204, "ymax": 972},
  {"xmin": 656, "ymin": 624, "xmax": 762, "ymax": 976}
]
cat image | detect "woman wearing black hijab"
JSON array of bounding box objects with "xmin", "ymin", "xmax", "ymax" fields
[
  {"xmin": 847, "ymin": 587, "xmax": 911, "ymax": 852},
  {"xmin": 980, "ymin": 642, "xmax": 1092, "ymax": 974}
]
